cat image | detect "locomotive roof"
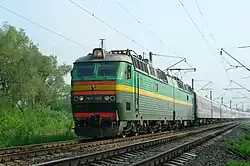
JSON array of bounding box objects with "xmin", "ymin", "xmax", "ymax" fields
[{"xmin": 74, "ymin": 52, "xmax": 132, "ymax": 63}]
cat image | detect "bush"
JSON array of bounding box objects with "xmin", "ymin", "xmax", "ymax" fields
[{"xmin": 0, "ymin": 108, "xmax": 76, "ymax": 148}]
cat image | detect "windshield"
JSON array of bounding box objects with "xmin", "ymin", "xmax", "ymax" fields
[
  {"xmin": 75, "ymin": 62, "xmax": 95, "ymax": 77},
  {"xmin": 97, "ymin": 62, "xmax": 118, "ymax": 76},
  {"xmin": 73, "ymin": 62, "xmax": 118, "ymax": 78}
]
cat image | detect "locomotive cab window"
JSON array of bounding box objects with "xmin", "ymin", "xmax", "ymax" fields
[
  {"xmin": 126, "ymin": 65, "xmax": 131, "ymax": 79},
  {"xmin": 97, "ymin": 62, "xmax": 118, "ymax": 76},
  {"xmin": 74, "ymin": 62, "xmax": 95, "ymax": 77}
]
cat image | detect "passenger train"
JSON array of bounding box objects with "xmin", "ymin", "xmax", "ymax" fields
[{"xmin": 70, "ymin": 48, "xmax": 250, "ymax": 138}]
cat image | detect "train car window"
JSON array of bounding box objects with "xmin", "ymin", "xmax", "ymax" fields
[
  {"xmin": 126, "ymin": 65, "xmax": 131, "ymax": 79},
  {"xmin": 126, "ymin": 102, "xmax": 131, "ymax": 110},
  {"xmin": 187, "ymin": 95, "xmax": 189, "ymax": 101}
]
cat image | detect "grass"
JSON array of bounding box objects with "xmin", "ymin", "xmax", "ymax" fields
[
  {"xmin": 226, "ymin": 123, "xmax": 250, "ymax": 166},
  {"xmin": 0, "ymin": 107, "xmax": 77, "ymax": 148},
  {"xmin": 226, "ymin": 160, "xmax": 250, "ymax": 166}
]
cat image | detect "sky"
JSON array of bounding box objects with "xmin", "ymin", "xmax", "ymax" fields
[{"xmin": 0, "ymin": 0, "xmax": 250, "ymax": 109}]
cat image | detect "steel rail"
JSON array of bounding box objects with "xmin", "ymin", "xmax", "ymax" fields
[
  {"xmin": 1, "ymin": 122, "xmax": 232, "ymax": 164},
  {"xmin": 130, "ymin": 122, "xmax": 239, "ymax": 166},
  {"xmin": 0, "ymin": 139, "xmax": 79, "ymax": 155},
  {"xmin": 34, "ymin": 122, "xmax": 236, "ymax": 166},
  {"xmin": 0, "ymin": 128, "xmax": 174, "ymax": 163}
]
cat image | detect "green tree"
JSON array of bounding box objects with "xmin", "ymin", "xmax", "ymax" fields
[{"xmin": 0, "ymin": 22, "xmax": 72, "ymax": 111}]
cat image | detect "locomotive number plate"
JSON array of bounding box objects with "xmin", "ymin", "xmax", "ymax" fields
[{"xmin": 85, "ymin": 96, "xmax": 102, "ymax": 101}]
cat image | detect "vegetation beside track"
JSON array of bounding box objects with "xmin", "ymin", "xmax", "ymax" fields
[
  {"xmin": 0, "ymin": 108, "xmax": 77, "ymax": 148},
  {"xmin": 0, "ymin": 22, "xmax": 77, "ymax": 148},
  {"xmin": 226, "ymin": 123, "xmax": 250, "ymax": 166},
  {"xmin": 226, "ymin": 160, "xmax": 250, "ymax": 166}
]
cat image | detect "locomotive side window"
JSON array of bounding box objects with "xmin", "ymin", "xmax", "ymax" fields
[
  {"xmin": 127, "ymin": 65, "xmax": 131, "ymax": 79},
  {"xmin": 153, "ymin": 83, "xmax": 158, "ymax": 91},
  {"xmin": 126, "ymin": 102, "xmax": 131, "ymax": 111}
]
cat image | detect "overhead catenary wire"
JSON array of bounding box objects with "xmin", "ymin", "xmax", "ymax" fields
[
  {"xmin": 179, "ymin": 0, "xmax": 239, "ymax": 103},
  {"xmin": 178, "ymin": 0, "xmax": 232, "ymax": 84},
  {"xmin": 0, "ymin": 4, "xmax": 89, "ymax": 49},
  {"xmin": 113, "ymin": 0, "xmax": 188, "ymax": 73},
  {"xmin": 196, "ymin": 0, "xmax": 218, "ymax": 49},
  {"xmin": 68, "ymin": 0, "xmax": 150, "ymax": 52},
  {"xmin": 178, "ymin": 0, "xmax": 216, "ymax": 56},
  {"xmin": 113, "ymin": 0, "xmax": 177, "ymax": 56},
  {"xmin": 195, "ymin": 0, "xmax": 232, "ymax": 82}
]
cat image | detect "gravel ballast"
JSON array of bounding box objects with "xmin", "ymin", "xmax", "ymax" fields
[{"xmin": 182, "ymin": 123, "xmax": 250, "ymax": 166}]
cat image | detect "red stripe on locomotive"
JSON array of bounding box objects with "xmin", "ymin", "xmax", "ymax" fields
[
  {"xmin": 73, "ymin": 80, "xmax": 116, "ymax": 85},
  {"xmin": 74, "ymin": 112, "xmax": 116, "ymax": 118},
  {"xmin": 73, "ymin": 91, "xmax": 116, "ymax": 95}
]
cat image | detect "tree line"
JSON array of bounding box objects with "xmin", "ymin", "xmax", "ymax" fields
[{"xmin": 0, "ymin": 22, "xmax": 72, "ymax": 112}]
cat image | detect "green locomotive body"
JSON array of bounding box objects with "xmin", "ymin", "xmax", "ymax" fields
[{"xmin": 71, "ymin": 48, "xmax": 195, "ymax": 138}]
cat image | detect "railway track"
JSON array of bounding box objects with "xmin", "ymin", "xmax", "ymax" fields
[
  {"xmin": 0, "ymin": 139, "xmax": 79, "ymax": 161},
  {"xmin": 0, "ymin": 124, "xmax": 191, "ymax": 165},
  {"xmin": 34, "ymin": 121, "xmax": 238, "ymax": 166},
  {"xmin": 0, "ymin": 122, "xmax": 233, "ymax": 166}
]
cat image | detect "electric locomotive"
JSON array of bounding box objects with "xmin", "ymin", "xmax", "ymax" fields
[
  {"xmin": 71, "ymin": 47, "xmax": 250, "ymax": 138},
  {"xmin": 71, "ymin": 48, "xmax": 195, "ymax": 138}
]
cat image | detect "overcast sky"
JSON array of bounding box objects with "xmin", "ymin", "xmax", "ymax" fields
[{"xmin": 1, "ymin": 0, "xmax": 250, "ymax": 109}]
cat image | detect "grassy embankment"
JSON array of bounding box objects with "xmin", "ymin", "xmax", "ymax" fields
[
  {"xmin": 226, "ymin": 123, "xmax": 250, "ymax": 166},
  {"xmin": 0, "ymin": 108, "xmax": 77, "ymax": 148}
]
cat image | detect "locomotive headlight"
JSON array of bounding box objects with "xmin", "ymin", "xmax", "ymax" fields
[
  {"xmin": 74, "ymin": 96, "xmax": 79, "ymax": 101},
  {"xmin": 104, "ymin": 96, "xmax": 110, "ymax": 101},
  {"xmin": 110, "ymin": 95, "xmax": 116, "ymax": 101},
  {"xmin": 79, "ymin": 96, "xmax": 84, "ymax": 101}
]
